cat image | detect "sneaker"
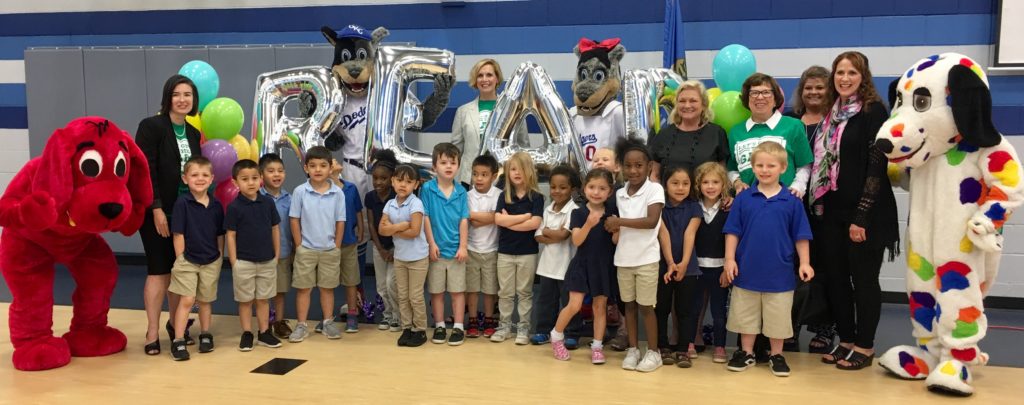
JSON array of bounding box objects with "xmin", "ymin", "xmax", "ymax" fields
[
  {"xmin": 198, "ymin": 333, "xmax": 214, "ymax": 353},
  {"xmin": 565, "ymin": 338, "xmax": 579, "ymax": 350},
  {"xmin": 769, "ymin": 354, "xmax": 791, "ymax": 377},
  {"xmin": 713, "ymin": 347, "xmax": 728, "ymax": 363},
  {"xmin": 257, "ymin": 330, "xmax": 282, "ymax": 348},
  {"xmin": 322, "ymin": 319, "xmax": 342, "ymax": 339},
  {"xmin": 727, "ymin": 350, "xmax": 756, "ymax": 372},
  {"xmin": 448, "ymin": 329, "xmax": 465, "ymax": 346},
  {"xmin": 432, "ymin": 327, "xmax": 447, "ymax": 344},
  {"xmin": 622, "ymin": 347, "xmax": 641, "ymax": 370},
  {"xmin": 378, "ymin": 316, "xmax": 390, "ymax": 331},
  {"xmin": 514, "ymin": 332, "xmax": 529, "ymax": 345},
  {"xmin": 272, "ymin": 320, "xmax": 292, "ymax": 339},
  {"xmin": 397, "ymin": 329, "xmax": 412, "ymax": 347},
  {"xmin": 552, "ymin": 339, "xmax": 570, "ymax": 361},
  {"xmin": 314, "ymin": 321, "xmax": 323, "ymax": 334},
  {"xmin": 530, "ymin": 333, "xmax": 550, "ymax": 345},
  {"xmin": 170, "ymin": 339, "xmax": 190, "ymax": 361},
  {"xmin": 346, "ymin": 317, "xmax": 359, "ymax": 333},
  {"xmin": 660, "ymin": 348, "xmax": 676, "ymax": 365},
  {"xmin": 609, "ymin": 327, "xmax": 628, "ymax": 351},
  {"xmin": 407, "ymin": 330, "xmax": 427, "ymax": 347},
  {"xmin": 591, "ymin": 347, "xmax": 606, "ymax": 364},
  {"xmin": 389, "ymin": 321, "xmax": 401, "ymax": 332},
  {"xmin": 637, "ymin": 350, "xmax": 663, "ymax": 372},
  {"xmin": 482, "ymin": 317, "xmax": 498, "ymax": 337},
  {"xmin": 676, "ymin": 356, "xmax": 693, "ymax": 368},
  {"xmin": 466, "ymin": 318, "xmax": 480, "ymax": 338},
  {"xmin": 289, "ymin": 322, "xmax": 309, "ymax": 343},
  {"xmin": 238, "ymin": 332, "xmax": 254, "ymax": 352},
  {"xmin": 490, "ymin": 326, "xmax": 510, "ymax": 343}
]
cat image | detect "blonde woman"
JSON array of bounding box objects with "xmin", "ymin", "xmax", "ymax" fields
[
  {"xmin": 451, "ymin": 59, "xmax": 526, "ymax": 185},
  {"xmin": 649, "ymin": 80, "xmax": 729, "ymax": 182}
]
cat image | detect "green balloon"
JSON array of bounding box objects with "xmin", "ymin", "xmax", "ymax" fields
[
  {"xmin": 710, "ymin": 91, "xmax": 750, "ymax": 135},
  {"xmin": 202, "ymin": 97, "xmax": 244, "ymax": 141}
]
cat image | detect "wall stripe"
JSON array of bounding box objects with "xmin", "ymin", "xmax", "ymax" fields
[{"xmin": 0, "ymin": 60, "xmax": 24, "ymax": 83}]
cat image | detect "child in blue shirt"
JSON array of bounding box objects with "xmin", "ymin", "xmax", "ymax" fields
[
  {"xmin": 656, "ymin": 165, "xmax": 702, "ymax": 368},
  {"xmin": 331, "ymin": 158, "xmax": 365, "ymax": 333},
  {"xmin": 379, "ymin": 165, "xmax": 430, "ymax": 347},
  {"xmin": 259, "ymin": 153, "xmax": 294, "ymax": 339}
]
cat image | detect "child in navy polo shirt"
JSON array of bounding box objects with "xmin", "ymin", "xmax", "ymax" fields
[
  {"xmin": 168, "ymin": 156, "xmax": 225, "ymax": 361},
  {"xmin": 331, "ymin": 158, "xmax": 365, "ymax": 333},
  {"xmin": 723, "ymin": 141, "xmax": 813, "ymax": 377},
  {"xmin": 655, "ymin": 165, "xmax": 702, "ymax": 368},
  {"xmin": 365, "ymin": 150, "xmax": 399, "ymax": 332},
  {"xmin": 225, "ymin": 159, "xmax": 282, "ymax": 352},
  {"xmin": 492, "ymin": 152, "xmax": 544, "ymax": 345}
]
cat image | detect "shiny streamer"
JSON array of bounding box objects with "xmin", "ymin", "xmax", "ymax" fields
[
  {"xmin": 623, "ymin": 68, "xmax": 685, "ymax": 142},
  {"xmin": 251, "ymin": 66, "xmax": 345, "ymax": 161}
]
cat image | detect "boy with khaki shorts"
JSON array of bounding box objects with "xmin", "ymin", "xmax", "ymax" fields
[
  {"xmin": 466, "ymin": 154, "xmax": 501, "ymax": 338},
  {"xmin": 226, "ymin": 159, "xmax": 283, "ymax": 352},
  {"xmin": 259, "ymin": 153, "xmax": 295, "ymax": 339}
]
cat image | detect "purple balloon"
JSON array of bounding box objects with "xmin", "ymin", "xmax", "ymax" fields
[{"xmin": 201, "ymin": 139, "xmax": 237, "ymax": 182}]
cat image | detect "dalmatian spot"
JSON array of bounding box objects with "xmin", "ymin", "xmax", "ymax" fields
[
  {"xmin": 890, "ymin": 123, "xmax": 904, "ymax": 138},
  {"xmin": 960, "ymin": 57, "xmax": 986, "ymax": 81},
  {"xmin": 953, "ymin": 320, "xmax": 979, "ymax": 339},
  {"xmin": 909, "ymin": 291, "xmax": 936, "ymax": 331},
  {"xmin": 899, "ymin": 351, "xmax": 930, "ymax": 377},
  {"xmin": 916, "ymin": 55, "xmax": 939, "ymax": 71},
  {"xmin": 951, "ymin": 347, "xmax": 977, "ymax": 362},
  {"xmin": 923, "ymin": 152, "xmax": 931, "ymax": 161},
  {"xmin": 985, "ymin": 203, "xmax": 1007, "ymax": 227},
  {"xmin": 907, "ymin": 249, "xmax": 935, "ymax": 281},
  {"xmin": 959, "ymin": 306, "xmax": 982, "ymax": 323},
  {"xmin": 958, "ymin": 142, "xmax": 979, "ymax": 153},
  {"xmin": 936, "ymin": 261, "xmax": 971, "ymax": 292},
  {"xmin": 958, "ymin": 178, "xmax": 981, "ymax": 204},
  {"xmin": 988, "ymin": 151, "xmax": 1020, "ymax": 187},
  {"xmin": 981, "ymin": 185, "xmax": 1009, "ymax": 206},
  {"xmin": 961, "ymin": 365, "xmax": 970, "ymax": 381},
  {"xmin": 904, "ymin": 80, "xmax": 914, "ymax": 91},
  {"xmin": 959, "ymin": 235, "xmax": 973, "ymax": 253},
  {"xmin": 906, "ymin": 68, "xmax": 914, "ymax": 79},
  {"xmin": 940, "ymin": 361, "xmax": 957, "ymax": 376},
  {"xmin": 947, "ymin": 149, "xmax": 966, "ymax": 166}
]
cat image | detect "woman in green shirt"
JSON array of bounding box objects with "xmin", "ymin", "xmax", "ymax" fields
[{"xmin": 451, "ymin": 59, "xmax": 525, "ymax": 186}]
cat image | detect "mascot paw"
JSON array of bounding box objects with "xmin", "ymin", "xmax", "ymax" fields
[
  {"xmin": 967, "ymin": 217, "xmax": 1002, "ymax": 252},
  {"xmin": 63, "ymin": 326, "xmax": 127, "ymax": 357},
  {"xmin": 433, "ymin": 74, "xmax": 454, "ymax": 96},
  {"xmin": 19, "ymin": 191, "xmax": 58, "ymax": 230},
  {"xmin": 926, "ymin": 360, "xmax": 975, "ymax": 397},
  {"xmin": 879, "ymin": 345, "xmax": 937, "ymax": 380},
  {"xmin": 11, "ymin": 335, "xmax": 71, "ymax": 371}
]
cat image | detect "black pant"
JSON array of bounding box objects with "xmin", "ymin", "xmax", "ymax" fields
[
  {"xmin": 534, "ymin": 275, "xmax": 581, "ymax": 338},
  {"xmin": 655, "ymin": 272, "xmax": 699, "ymax": 350},
  {"xmin": 818, "ymin": 216, "xmax": 884, "ymax": 349},
  {"xmin": 694, "ymin": 267, "xmax": 728, "ymax": 347}
]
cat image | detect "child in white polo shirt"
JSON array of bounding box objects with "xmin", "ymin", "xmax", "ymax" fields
[{"xmin": 530, "ymin": 165, "xmax": 581, "ymax": 347}]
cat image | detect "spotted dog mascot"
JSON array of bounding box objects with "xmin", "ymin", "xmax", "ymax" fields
[
  {"xmin": 570, "ymin": 38, "xmax": 626, "ymax": 164},
  {"xmin": 874, "ymin": 54, "xmax": 1023, "ymax": 396}
]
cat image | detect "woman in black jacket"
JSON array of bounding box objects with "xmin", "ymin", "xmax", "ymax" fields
[
  {"xmin": 135, "ymin": 75, "xmax": 202, "ymax": 355},
  {"xmin": 808, "ymin": 52, "xmax": 899, "ymax": 370}
]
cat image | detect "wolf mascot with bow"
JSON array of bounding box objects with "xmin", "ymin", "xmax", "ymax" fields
[{"xmin": 570, "ymin": 37, "xmax": 626, "ymax": 164}]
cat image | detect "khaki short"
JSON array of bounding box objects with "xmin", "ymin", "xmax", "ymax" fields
[
  {"xmin": 292, "ymin": 245, "xmax": 341, "ymax": 289},
  {"xmin": 466, "ymin": 250, "xmax": 498, "ymax": 294},
  {"xmin": 276, "ymin": 255, "xmax": 293, "ymax": 294},
  {"xmin": 339, "ymin": 243, "xmax": 361, "ymax": 287},
  {"xmin": 726, "ymin": 286, "xmax": 795, "ymax": 339},
  {"xmin": 169, "ymin": 255, "xmax": 223, "ymax": 302},
  {"xmin": 233, "ymin": 259, "xmax": 277, "ymax": 302},
  {"xmin": 616, "ymin": 262, "xmax": 659, "ymax": 306},
  {"xmin": 428, "ymin": 258, "xmax": 466, "ymax": 294}
]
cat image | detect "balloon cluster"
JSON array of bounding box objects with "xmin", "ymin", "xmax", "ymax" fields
[
  {"xmin": 178, "ymin": 60, "xmax": 254, "ymax": 210},
  {"xmin": 709, "ymin": 44, "xmax": 755, "ymax": 134}
]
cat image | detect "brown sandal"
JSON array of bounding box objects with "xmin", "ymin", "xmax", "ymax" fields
[{"xmin": 822, "ymin": 345, "xmax": 851, "ymax": 364}]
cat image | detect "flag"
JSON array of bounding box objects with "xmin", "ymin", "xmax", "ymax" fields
[{"xmin": 663, "ymin": 0, "xmax": 687, "ymax": 79}]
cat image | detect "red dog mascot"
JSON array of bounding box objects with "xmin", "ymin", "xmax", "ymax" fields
[{"xmin": 0, "ymin": 117, "xmax": 151, "ymax": 371}]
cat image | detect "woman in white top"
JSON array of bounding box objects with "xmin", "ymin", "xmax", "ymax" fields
[{"xmin": 451, "ymin": 59, "xmax": 525, "ymax": 186}]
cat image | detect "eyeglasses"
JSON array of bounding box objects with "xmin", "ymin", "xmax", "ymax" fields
[{"xmin": 749, "ymin": 90, "xmax": 774, "ymax": 99}]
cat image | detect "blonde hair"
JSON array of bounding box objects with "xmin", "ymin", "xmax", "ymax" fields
[
  {"xmin": 503, "ymin": 152, "xmax": 540, "ymax": 204},
  {"xmin": 591, "ymin": 147, "xmax": 623, "ymax": 184},
  {"xmin": 694, "ymin": 161, "xmax": 730, "ymax": 202},
  {"xmin": 669, "ymin": 80, "xmax": 713, "ymax": 127},
  {"xmin": 469, "ymin": 59, "xmax": 504, "ymax": 90},
  {"xmin": 751, "ymin": 141, "xmax": 789, "ymax": 169}
]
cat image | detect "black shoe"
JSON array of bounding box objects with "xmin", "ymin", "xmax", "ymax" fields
[
  {"xmin": 407, "ymin": 330, "xmax": 427, "ymax": 347},
  {"xmin": 448, "ymin": 329, "xmax": 465, "ymax": 346},
  {"xmin": 783, "ymin": 337, "xmax": 800, "ymax": 353},
  {"xmin": 398, "ymin": 329, "xmax": 412, "ymax": 347},
  {"xmin": 198, "ymin": 333, "xmax": 214, "ymax": 353},
  {"xmin": 238, "ymin": 332, "xmax": 254, "ymax": 352},
  {"xmin": 257, "ymin": 330, "xmax": 282, "ymax": 348},
  {"xmin": 755, "ymin": 349, "xmax": 771, "ymax": 364},
  {"xmin": 726, "ymin": 350, "xmax": 755, "ymax": 372},
  {"xmin": 170, "ymin": 338, "xmax": 190, "ymax": 361},
  {"xmin": 769, "ymin": 354, "xmax": 791, "ymax": 377},
  {"xmin": 166, "ymin": 319, "xmax": 196, "ymax": 345},
  {"xmin": 431, "ymin": 327, "xmax": 447, "ymax": 344}
]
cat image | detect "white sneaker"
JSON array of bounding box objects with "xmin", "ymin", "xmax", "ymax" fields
[
  {"xmin": 490, "ymin": 326, "xmax": 510, "ymax": 343},
  {"xmin": 622, "ymin": 347, "xmax": 641, "ymax": 370},
  {"xmin": 637, "ymin": 349, "xmax": 663, "ymax": 372},
  {"xmin": 514, "ymin": 332, "xmax": 529, "ymax": 345}
]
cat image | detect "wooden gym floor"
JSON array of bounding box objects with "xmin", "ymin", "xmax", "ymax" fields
[{"xmin": 0, "ymin": 303, "xmax": 1020, "ymax": 404}]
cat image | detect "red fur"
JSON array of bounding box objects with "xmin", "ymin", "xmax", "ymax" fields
[{"xmin": 0, "ymin": 117, "xmax": 151, "ymax": 371}]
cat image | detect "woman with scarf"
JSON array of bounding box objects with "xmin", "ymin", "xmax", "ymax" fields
[{"xmin": 809, "ymin": 52, "xmax": 898, "ymax": 370}]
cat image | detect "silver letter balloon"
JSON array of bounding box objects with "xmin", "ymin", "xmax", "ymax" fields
[
  {"xmin": 366, "ymin": 46, "xmax": 456, "ymax": 170},
  {"xmin": 623, "ymin": 68, "xmax": 685, "ymax": 142},
  {"xmin": 484, "ymin": 62, "xmax": 583, "ymax": 174},
  {"xmin": 251, "ymin": 66, "xmax": 346, "ymax": 161}
]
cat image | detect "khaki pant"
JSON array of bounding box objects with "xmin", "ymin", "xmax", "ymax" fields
[
  {"xmin": 372, "ymin": 248, "xmax": 399, "ymax": 323},
  {"xmin": 292, "ymin": 245, "xmax": 341, "ymax": 289},
  {"xmin": 428, "ymin": 258, "xmax": 466, "ymax": 294},
  {"xmin": 617, "ymin": 262, "xmax": 659, "ymax": 306},
  {"xmin": 726, "ymin": 286, "xmax": 795, "ymax": 339},
  {"xmin": 339, "ymin": 243, "xmax": 361, "ymax": 287},
  {"xmin": 275, "ymin": 255, "xmax": 293, "ymax": 294},
  {"xmin": 395, "ymin": 257, "xmax": 429, "ymax": 332},
  {"xmin": 497, "ymin": 253, "xmax": 537, "ymax": 333},
  {"xmin": 169, "ymin": 255, "xmax": 223, "ymax": 302},
  {"xmin": 233, "ymin": 259, "xmax": 277, "ymax": 302},
  {"xmin": 466, "ymin": 250, "xmax": 498, "ymax": 294}
]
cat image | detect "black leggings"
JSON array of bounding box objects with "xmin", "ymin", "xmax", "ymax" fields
[
  {"xmin": 655, "ymin": 272, "xmax": 699, "ymax": 350},
  {"xmin": 818, "ymin": 216, "xmax": 884, "ymax": 349}
]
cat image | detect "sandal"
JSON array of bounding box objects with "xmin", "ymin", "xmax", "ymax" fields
[
  {"xmin": 808, "ymin": 333, "xmax": 833, "ymax": 354},
  {"xmin": 144, "ymin": 339, "xmax": 160, "ymax": 355},
  {"xmin": 836, "ymin": 350, "xmax": 874, "ymax": 370},
  {"xmin": 822, "ymin": 345, "xmax": 852, "ymax": 364},
  {"xmin": 783, "ymin": 337, "xmax": 800, "ymax": 352}
]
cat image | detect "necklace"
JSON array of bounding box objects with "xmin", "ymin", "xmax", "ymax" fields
[{"xmin": 173, "ymin": 123, "xmax": 185, "ymax": 138}]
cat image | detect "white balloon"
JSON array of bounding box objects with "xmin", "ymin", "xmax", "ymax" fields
[{"xmin": 623, "ymin": 68, "xmax": 685, "ymax": 143}]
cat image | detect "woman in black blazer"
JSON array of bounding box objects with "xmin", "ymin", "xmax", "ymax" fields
[{"xmin": 135, "ymin": 74, "xmax": 202, "ymax": 355}]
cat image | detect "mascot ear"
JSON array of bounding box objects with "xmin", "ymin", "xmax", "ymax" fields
[
  {"xmin": 573, "ymin": 44, "xmax": 582, "ymax": 58},
  {"xmin": 371, "ymin": 27, "xmax": 390, "ymax": 49},
  {"xmin": 948, "ymin": 64, "xmax": 1000, "ymax": 147},
  {"xmin": 122, "ymin": 131, "xmax": 152, "ymax": 235},
  {"xmin": 32, "ymin": 126, "xmax": 75, "ymax": 206},
  {"xmin": 888, "ymin": 78, "xmax": 899, "ymax": 110},
  {"xmin": 609, "ymin": 44, "xmax": 626, "ymax": 65},
  {"xmin": 321, "ymin": 26, "xmax": 338, "ymax": 47}
]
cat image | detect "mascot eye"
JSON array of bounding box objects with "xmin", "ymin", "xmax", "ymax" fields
[
  {"xmin": 577, "ymin": 69, "xmax": 589, "ymax": 81},
  {"xmin": 78, "ymin": 150, "xmax": 102, "ymax": 178},
  {"xmin": 912, "ymin": 87, "xmax": 932, "ymax": 112},
  {"xmin": 356, "ymin": 49, "xmax": 368, "ymax": 60},
  {"xmin": 341, "ymin": 49, "xmax": 352, "ymax": 62},
  {"xmin": 593, "ymin": 70, "xmax": 606, "ymax": 82},
  {"xmin": 895, "ymin": 92, "xmax": 903, "ymax": 109},
  {"xmin": 114, "ymin": 151, "xmax": 127, "ymax": 177}
]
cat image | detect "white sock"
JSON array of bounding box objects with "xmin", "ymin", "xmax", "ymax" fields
[
  {"xmin": 437, "ymin": 322, "xmax": 446, "ymax": 329},
  {"xmin": 453, "ymin": 323, "xmax": 464, "ymax": 331},
  {"xmin": 591, "ymin": 340, "xmax": 603, "ymax": 350},
  {"xmin": 550, "ymin": 330, "xmax": 565, "ymax": 341}
]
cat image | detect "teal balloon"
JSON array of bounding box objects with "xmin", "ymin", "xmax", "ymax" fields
[
  {"xmin": 710, "ymin": 91, "xmax": 750, "ymax": 135},
  {"xmin": 179, "ymin": 60, "xmax": 220, "ymax": 112},
  {"xmin": 712, "ymin": 44, "xmax": 756, "ymax": 92},
  {"xmin": 201, "ymin": 97, "xmax": 244, "ymax": 141}
]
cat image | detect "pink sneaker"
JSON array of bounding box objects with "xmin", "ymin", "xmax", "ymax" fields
[
  {"xmin": 552, "ymin": 339, "xmax": 570, "ymax": 361},
  {"xmin": 591, "ymin": 347, "xmax": 606, "ymax": 364}
]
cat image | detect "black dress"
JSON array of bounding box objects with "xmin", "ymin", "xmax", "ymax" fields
[
  {"xmin": 649, "ymin": 123, "xmax": 730, "ymax": 175},
  {"xmin": 564, "ymin": 201, "xmax": 619, "ymax": 297},
  {"xmin": 135, "ymin": 114, "xmax": 202, "ymax": 276}
]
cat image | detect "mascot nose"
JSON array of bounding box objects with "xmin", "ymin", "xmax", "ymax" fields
[
  {"xmin": 348, "ymin": 67, "xmax": 363, "ymax": 77},
  {"xmin": 875, "ymin": 139, "xmax": 894, "ymax": 154},
  {"xmin": 98, "ymin": 203, "xmax": 124, "ymax": 219}
]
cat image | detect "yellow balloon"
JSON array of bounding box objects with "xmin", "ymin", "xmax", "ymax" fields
[
  {"xmin": 185, "ymin": 114, "xmax": 202, "ymax": 132},
  {"xmin": 706, "ymin": 87, "xmax": 722, "ymax": 106},
  {"xmin": 228, "ymin": 135, "xmax": 252, "ymax": 162},
  {"xmin": 250, "ymin": 139, "xmax": 260, "ymax": 162}
]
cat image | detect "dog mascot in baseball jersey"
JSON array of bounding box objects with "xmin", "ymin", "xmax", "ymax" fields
[{"xmin": 570, "ymin": 38, "xmax": 626, "ymax": 164}]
